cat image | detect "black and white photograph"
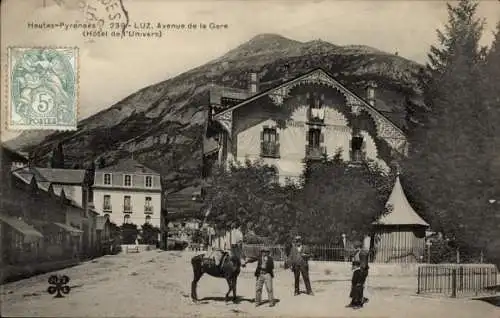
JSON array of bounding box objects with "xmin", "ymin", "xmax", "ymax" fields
[{"xmin": 1, "ymin": 0, "xmax": 499, "ymax": 317}]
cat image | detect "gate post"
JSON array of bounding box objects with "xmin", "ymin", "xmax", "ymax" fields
[
  {"xmin": 451, "ymin": 268, "xmax": 457, "ymax": 298},
  {"xmin": 417, "ymin": 267, "xmax": 421, "ymax": 294}
]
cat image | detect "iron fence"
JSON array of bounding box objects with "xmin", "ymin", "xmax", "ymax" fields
[
  {"xmin": 242, "ymin": 244, "xmax": 374, "ymax": 262},
  {"xmin": 417, "ymin": 264, "xmax": 498, "ymax": 297},
  {"xmin": 242, "ymin": 243, "xmax": 497, "ymax": 265}
]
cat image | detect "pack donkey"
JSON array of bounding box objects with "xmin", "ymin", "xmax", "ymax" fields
[{"xmin": 190, "ymin": 242, "xmax": 247, "ymax": 303}]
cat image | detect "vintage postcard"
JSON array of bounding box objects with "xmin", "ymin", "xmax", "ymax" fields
[{"xmin": 1, "ymin": 0, "xmax": 499, "ymax": 317}]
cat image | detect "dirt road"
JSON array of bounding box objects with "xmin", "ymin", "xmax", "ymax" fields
[{"xmin": 1, "ymin": 250, "xmax": 497, "ymax": 317}]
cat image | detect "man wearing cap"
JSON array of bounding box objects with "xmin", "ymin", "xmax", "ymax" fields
[
  {"xmin": 348, "ymin": 260, "xmax": 364, "ymax": 309},
  {"xmin": 347, "ymin": 241, "xmax": 369, "ymax": 308},
  {"xmin": 287, "ymin": 235, "xmax": 313, "ymax": 296},
  {"xmin": 244, "ymin": 247, "xmax": 276, "ymax": 307}
]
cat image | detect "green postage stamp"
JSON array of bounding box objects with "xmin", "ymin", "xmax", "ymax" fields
[{"xmin": 8, "ymin": 47, "xmax": 78, "ymax": 130}]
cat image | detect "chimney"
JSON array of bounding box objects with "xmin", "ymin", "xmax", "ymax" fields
[
  {"xmin": 366, "ymin": 81, "xmax": 377, "ymax": 106},
  {"xmin": 248, "ymin": 72, "xmax": 259, "ymax": 95},
  {"xmin": 283, "ymin": 63, "xmax": 290, "ymax": 81}
]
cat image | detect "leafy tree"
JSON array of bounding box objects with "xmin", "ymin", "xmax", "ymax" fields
[
  {"xmin": 203, "ymin": 159, "xmax": 286, "ymax": 238},
  {"xmin": 121, "ymin": 223, "xmax": 139, "ymax": 244},
  {"xmin": 427, "ymin": 0, "xmax": 486, "ymax": 76},
  {"xmin": 85, "ymin": 161, "xmax": 96, "ymax": 186},
  {"xmin": 97, "ymin": 157, "xmax": 106, "ymax": 169},
  {"xmin": 50, "ymin": 142, "xmax": 65, "ymax": 168},
  {"xmin": 141, "ymin": 223, "xmax": 160, "ymax": 245},
  {"xmin": 403, "ymin": 0, "xmax": 492, "ymax": 259},
  {"xmin": 295, "ymin": 156, "xmax": 392, "ymax": 244},
  {"xmin": 480, "ymin": 22, "xmax": 500, "ymax": 266},
  {"xmin": 205, "ymin": 155, "xmax": 392, "ymax": 245}
]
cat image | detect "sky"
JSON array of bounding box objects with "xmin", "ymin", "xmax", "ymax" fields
[{"xmin": 1, "ymin": 0, "xmax": 499, "ymax": 142}]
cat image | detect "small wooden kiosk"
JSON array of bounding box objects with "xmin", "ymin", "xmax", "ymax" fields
[{"xmin": 372, "ymin": 175, "xmax": 429, "ymax": 263}]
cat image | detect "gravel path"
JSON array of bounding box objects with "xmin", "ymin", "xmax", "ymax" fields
[{"xmin": 1, "ymin": 251, "xmax": 497, "ymax": 317}]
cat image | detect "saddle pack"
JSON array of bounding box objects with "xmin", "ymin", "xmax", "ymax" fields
[{"xmin": 202, "ymin": 249, "xmax": 228, "ymax": 270}]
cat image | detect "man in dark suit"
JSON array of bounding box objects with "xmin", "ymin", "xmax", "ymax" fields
[
  {"xmin": 287, "ymin": 235, "xmax": 313, "ymax": 296},
  {"xmin": 347, "ymin": 241, "xmax": 369, "ymax": 308},
  {"xmin": 244, "ymin": 247, "xmax": 276, "ymax": 307},
  {"xmin": 348, "ymin": 260, "xmax": 364, "ymax": 309}
]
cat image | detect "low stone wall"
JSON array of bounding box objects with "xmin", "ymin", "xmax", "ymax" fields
[
  {"xmin": 1, "ymin": 259, "xmax": 80, "ymax": 284},
  {"xmin": 121, "ymin": 244, "xmax": 157, "ymax": 253}
]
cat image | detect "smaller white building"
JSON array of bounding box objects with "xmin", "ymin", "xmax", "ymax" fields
[{"xmin": 92, "ymin": 159, "xmax": 162, "ymax": 228}]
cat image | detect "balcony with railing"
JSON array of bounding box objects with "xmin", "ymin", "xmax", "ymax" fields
[
  {"xmin": 260, "ymin": 142, "xmax": 280, "ymax": 158},
  {"xmin": 305, "ymin": 145, "xmax": 326, "ymax": 160},
  {"xmin": 144, "ymin": 205, "xmax": 153, "ymax": 214},
  {"xmin": 307, "ymin": 107, "xmax": 325, "ymax": 125}
]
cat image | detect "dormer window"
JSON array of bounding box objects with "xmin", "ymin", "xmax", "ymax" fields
[
  {"xmin": 124, "ymin": 174, "xmax": 132, "ymax": 187},
  {"xmin": 104, "ymin": 173, "xmax": 112, "ymax": 185},
  {"xmin": 145, "ymin": 176, "xmax": 153, "ymax": 188}
]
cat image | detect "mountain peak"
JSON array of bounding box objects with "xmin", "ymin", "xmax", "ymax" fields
[
  {"xmin": 247, "ymin": 33, "xmax": 299, "ymax": 44},
  {"xmin": 218, "ymin": 33, "xmax": 302, "ymax": 61}
]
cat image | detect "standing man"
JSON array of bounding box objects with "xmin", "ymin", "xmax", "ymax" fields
[
  {"xmin": 360, "ymin": 236, "xmax": 370, "ymax": 303},
  {"xmin": 348, "ymin": 260, "xmax": 364, "ymax": 309},
  {"xmin": 288, "ymin": 235, "xmax": 314, "ymax": 296},
  {"xmin": 245, "ymin": 247, "xmax": 276, "ymax": 307},
  {"xmin": 346, "ymin": 241, "xmax": 369, "ymax": 307}
]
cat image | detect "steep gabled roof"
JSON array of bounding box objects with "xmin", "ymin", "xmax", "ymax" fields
[
  {"xmin": 373, "ymin": 175, "xmax": 429, "ymax": 227},
  {"xmin": 99, "ymin": 159, "xmax": 159, "ymax": 175},
  {"xmin": 213, "ymin": 67, "xmax": 405, "ymax": 136},
  {"xmin": 32, "ymin": 168, "xmax": 86, "ymax": 184},
  {"xmin": 0, "ymin": 214, "xmax": 43, "ymax": 242}
]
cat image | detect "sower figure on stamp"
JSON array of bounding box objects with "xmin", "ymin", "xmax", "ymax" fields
[
  {"xmin": 244, "ymin": 247, "xmax": 276, "ymax": 307},
  {"xmin": 287, "ymin": 235, "xmax": 313, "ymax": 296}
]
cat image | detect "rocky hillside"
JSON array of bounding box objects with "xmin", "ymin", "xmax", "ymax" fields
[{"xmin": 5, "ymin": 34, "xmax": 424, "ymax": 193}]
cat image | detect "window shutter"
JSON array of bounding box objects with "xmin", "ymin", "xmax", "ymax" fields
[
  {"xmin": 260, "ymin": 128, "xmax": 265, "ymax": 157},
  {"xmin": 320, "ymin": 131, "xmax": 324, "ymax": 144},
  {"xmin": 362, "ymin": 138, "xmax": 367, "ymax": 160},
  {"xmin": 276, "ymin": 129, "xmax": 280, "ymax": 157}
]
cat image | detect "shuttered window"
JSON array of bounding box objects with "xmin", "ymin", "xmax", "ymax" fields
[
  {"xmin": 260, "ymin": 126, "xmax": 280, "ymax": 158},
  {"xmin": 308, "ymin": 129, "xmax": 321, "ymax": 147}
]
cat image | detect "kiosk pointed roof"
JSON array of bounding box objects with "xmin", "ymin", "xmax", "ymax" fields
[{"xmin": 373, "ymin": 175, "xmax": 429, "ymax": 226}]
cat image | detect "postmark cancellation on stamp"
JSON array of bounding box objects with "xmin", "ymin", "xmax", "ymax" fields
[{"xmin": 8, "ymin": 47, "xmax": 78, "ymax": 130}]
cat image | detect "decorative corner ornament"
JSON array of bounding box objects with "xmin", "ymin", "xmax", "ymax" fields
[{"xmin": 47, "ymin": 274, "xmax": 71, "ymax": 298}]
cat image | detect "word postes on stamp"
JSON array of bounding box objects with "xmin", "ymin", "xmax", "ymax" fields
[{"xmin": 8, "ymin": 47, "xmax": 78, "ymax": 130}]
